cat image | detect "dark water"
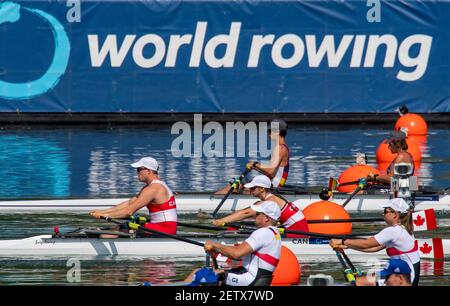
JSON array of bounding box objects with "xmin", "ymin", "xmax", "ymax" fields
[{"xmin": 0, "ymin": 124, "xmax": 449, "ymax": 199}]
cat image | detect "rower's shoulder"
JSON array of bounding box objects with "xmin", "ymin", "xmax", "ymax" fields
[{"xmin": 396, "ymin": 151, "xmax": 414, "ymax": 162}]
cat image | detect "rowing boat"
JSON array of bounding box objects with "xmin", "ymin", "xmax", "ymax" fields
[
  {"xmin": 0, "ymin": 190, "xmax": 449, "ymax": 213},
  {"xmin": 0, "ymin": 232, "xmax": 447, "ymax": 259}
]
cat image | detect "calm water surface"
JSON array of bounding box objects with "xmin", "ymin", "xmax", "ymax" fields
[{"xmin": 0, "ymin": 124, "xmax": 449, "ymax": 286}]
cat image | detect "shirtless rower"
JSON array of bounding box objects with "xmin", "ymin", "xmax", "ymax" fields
[
  {"xmin": 370, "ymin": 130, "xmax": 414, "ymax": 185},
  {"xmin": 90, "ymin": 157, "xmax": 177, "ymax": 235}
]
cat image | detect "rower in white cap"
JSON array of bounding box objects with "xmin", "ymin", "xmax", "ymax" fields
[
  {"xmin": 213, "ymin": 175, "xmax": 309, "ymax": 237},
  {"xmin": 90, "ymin": 157, "xmax": 178, "ymax": 235},
  {"xmin": 330, "ymin": 198, "xmax": 420, "ymax": 286},
  {"xmin": 185, "ymin": 201, "xmax": 282, "ymax": 286}
]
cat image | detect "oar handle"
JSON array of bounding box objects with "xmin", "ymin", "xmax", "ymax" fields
[{"xmin": 102, "ymin": 217, "xmax": 205, "ymax": 247}]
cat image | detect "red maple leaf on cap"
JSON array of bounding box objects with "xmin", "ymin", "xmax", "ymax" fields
[
  {"xmin": 414, "ymin": 215, "xmax": 425, "ymax": 226},
  {"xmin": 420, "ymin": 242, "xmax": 433, "ymax": 254}
]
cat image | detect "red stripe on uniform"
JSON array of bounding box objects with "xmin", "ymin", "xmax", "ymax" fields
[
  {"xmin": 253, "ymin": 251, "xmax": 279, "ymax": 267},
  {"xmin": 386, "ymin": 240, "xmax": 418, "ymax": 257}
]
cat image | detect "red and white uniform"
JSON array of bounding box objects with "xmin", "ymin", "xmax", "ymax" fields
[
  {"xmin": 225, "ymin": 226, "xmax": 281, "ymax": 286},
  {"xmin": 144, "ymin": 180, "xmax": 177, "ymax": 235},
  {"xmin": 265, "ymin": 194, "xmax": 309, "ymax": 238},
  {"xmin": 374, "ymin": 224, "xmax": 420, "ymax": 286},
  {"xmin": 271, "ymin": 144, "xmax": 289, "ymax": 187}
]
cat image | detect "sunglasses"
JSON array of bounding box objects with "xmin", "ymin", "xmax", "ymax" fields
[
  {"xmin": 384, "ymin": 208, "xmax": 396, "ymax": 215},
  {"xmin": 136, "ymin": 167, "xmax": 148, "ymax": 173}
]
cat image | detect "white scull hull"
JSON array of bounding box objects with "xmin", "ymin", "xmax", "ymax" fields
[
  {"xmin": 0, "ymin": 192, "xmax": 448, "ymax": 213},
  {"xmin": 0, "ymin": 235, "xmax": 447, "ymax": 259}
]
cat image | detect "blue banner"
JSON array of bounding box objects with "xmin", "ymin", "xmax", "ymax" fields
[{"xmin": 0, "ymin": 0, "xmax": 449, "ymax": 113}]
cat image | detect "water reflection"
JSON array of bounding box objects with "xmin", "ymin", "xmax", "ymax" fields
[
  {"xmin": 0, "ymin": 134, "xmax": 69, "ymax": 198},
  {"xmin": 0, "ymin": 256, "xmax": 448, "ymax": 286},
  {"xmin": 0, "ymin": 126, "xmax": 448, "ymax": 199}
]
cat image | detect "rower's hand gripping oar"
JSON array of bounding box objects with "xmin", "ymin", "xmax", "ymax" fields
[{"xmin": 212, "ymin": 163, "xmax": 255, "ymax": 217}]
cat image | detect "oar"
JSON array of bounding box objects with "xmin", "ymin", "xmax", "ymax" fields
[
  {"xmin": 342, "ymin": 251, "xmax": 358, "ymax": 275},
  {"xmin": 307, "ymin": 217, "xmax": 384, "ymax": 224},
  {"xmin": 328, "ymin": 177, "xmax": 361, "ymax": 191},
  {"xmin": 226, "ymin": 222, "xmax": 374, "ymax": 239},
  {"xmin": 212, "ymin": 165, "xmax": 253, "ymax": 217},
  {"xmin": 341, "ymin": 177, "xmax": 369, "ymax": 208},
  {"xmin": 101, "ymin": 217, "xmax": 204, "ymax": 247},
  {"xmin": 177, "ymin": 222, "xmax": 226, "ymax": 231},
  {"xmin": 335, "ymin": 250, "xmax": 357, "ymax": 286},
  {"xmin": 181, "ymin": 220, "xmax": 378, "ymax": 237}
]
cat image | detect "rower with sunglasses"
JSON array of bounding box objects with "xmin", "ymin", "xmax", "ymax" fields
[
  {"xmin": 185, "ymin": 201, "xmax": 282, "ymax": 286},
  {"xmin": 213, "ymin": 175, "xmax": 309, "ymax": 237},
  {"xmin": 330, "ymin": 198, "xmax": 420, "ymax": 286},
  {"xmin": 90, "ymin": 157, "xmax": 177, "ymax": 235}
]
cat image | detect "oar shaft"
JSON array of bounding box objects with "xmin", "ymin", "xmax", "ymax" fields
[
  {"xmin": 335, "ymin": 251, "xmax": 357, "ymax": 286},
  {"xmin": 212, "ymin": 187, "xmax": 235, "ymax": 217},
  {"xmin": 338, "ymin": 180, "xmax": 361, "ymax": 187},
  {"xmin": 342, "ymin": 186, "xmax": 362, "ymax": 208},
  {"xmin": 212, "ymin": 167, "xmax": 252, "ymax": 217},
  {"xmin": 226, "ymin": 222, "xmax": 369, "ymax": 239},
  {"xmin": 342, "ymin": 252, "xmax": 357, "ymax": 272},
  {"xmin": 102, "ymin": 217, "xmax": 205, "ymax": 247},
  {"xmin": 307, "ymin": 218, "xmax": 384, "ymax": 224},
  {"xmin": 178, "ymin": 222, "xmax": 224, "ymax": 231}
]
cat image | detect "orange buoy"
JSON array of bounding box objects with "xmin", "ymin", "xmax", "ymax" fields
[
  {"xmin": 376, "ymin": 139, "xmax": 421, "ymax": 163},
  {"xmin": 395, "ymin": 113, "xmax": 428, "ymax": 136},
  {"xmin": 303, "ymin": 201, "xmax": 352, "ymax": 234},
  {"xmin": 408, "ymin": 134, "xmax": 428, "ymax": 153},
  {"xmin": 337, "ymin": 165, "xmax": 380, "ymax": 193},
  {"xmin": 271, "ymin": 246, "xmax": 300, "ymax": 286}
]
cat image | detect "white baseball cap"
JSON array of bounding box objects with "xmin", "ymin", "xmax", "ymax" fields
[
  {"xmin": 379, "ymin": 198, "xmax": 409, "ymax": 213},
  {"xmin": 250, "ymin": 201, "xmax": 281, "ymax": 220},
  {"xmin": 244, "ymin": 175, "xmax": 272, "ymax": 189},
  {"xmin": 131, "ymin": 157, "xmax": 159, "ymax": 172}
]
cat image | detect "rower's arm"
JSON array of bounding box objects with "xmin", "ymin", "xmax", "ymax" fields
[
  {"xmin": 214, "ymin": 207, "xmax": 257, "ymax": 226},
  {"xmin": 357, "ymin": 245, "xmax": 386, "ymax": 253},
  {"xmin": 374, "ymin": 174, "xmax": 391, "ymax": 185},
  {"xmin": 103, "ymin": 188, "xmax": 156, "ymax": 219},
  {"xmin": 211, "ymin": 241, "xmax": 254, "ymax": 260},
  {"xmin": 343, "ymin": 237, "xmax": 381, "ymax": 251},
  {"xmin": 253, "ymin": 145, "xmax": 286, "ymax": 178},
  {"xmin": 94, "ymin": 198, "xmax": 136, "ymax": 215}
]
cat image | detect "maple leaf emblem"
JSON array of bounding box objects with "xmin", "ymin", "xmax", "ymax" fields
[
  {"xmin": 414, "ymin": 215, "xmax": 425, "ymax": 226},
  {"xmin": 420, "ymin": 242, "xmax": 433, "ymax": 254}
]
